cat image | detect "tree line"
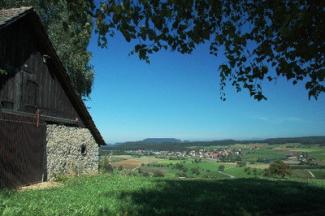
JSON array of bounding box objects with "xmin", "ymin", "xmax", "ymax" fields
[{"xmin": 104, "ymin": 136, "xmax": 325, "ymax": 151}]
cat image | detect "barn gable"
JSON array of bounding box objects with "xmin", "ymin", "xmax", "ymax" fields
[
  {"xmin": 0, "ymin": 7, "xmax": 104, "ymax": 145},
  {"xmin": 0, "ymin": 7, "xmax": 104, "ymax": 187}
]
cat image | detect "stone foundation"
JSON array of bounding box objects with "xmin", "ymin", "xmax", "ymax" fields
[{"xmin": 46, "ymin": 124, "xmax": 99, "ymax": 180}]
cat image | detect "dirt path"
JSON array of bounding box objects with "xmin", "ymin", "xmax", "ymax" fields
[
  {"xmin": 218, "ymin": 171, "xmax": 235, "ymax": 179},
  {"xmin": 19, "ymin": 181, "xmax": 62, "ymax": 191},
  {"xmin": 306, "ymin": 169, "xmax": 315, "ymax": 178}
]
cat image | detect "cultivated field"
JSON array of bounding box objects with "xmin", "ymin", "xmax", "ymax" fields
[{"xmin": 108, "ymin": 143, "xmax": 325, "ymax": 181}]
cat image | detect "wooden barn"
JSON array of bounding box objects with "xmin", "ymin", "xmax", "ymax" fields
[{"xmin": 0, "ymin": 7, "xmax": 105, "ymax": 188}]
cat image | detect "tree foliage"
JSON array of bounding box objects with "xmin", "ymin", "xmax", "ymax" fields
[
  {"xmin": 2, "ymin": 0, "xmax": 324, "ymax": 100},
  {"xmin": 94, "ymin": 0, "xmax": 325, "ymax": 100},
  {"xmin": 265, "ymin": 160, "xmax": 290, "ymax": 177},
  {"xmin": 218, "ymin": 165, "xmax": 225, "ymax": 171},
  {"xmin": 0, "ymin": 0, "xmax": 94, "ymax": 97}
]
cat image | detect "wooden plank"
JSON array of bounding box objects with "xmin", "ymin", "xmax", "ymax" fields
[{"xmin": 1, "ymin": 110, "xmax": 79, "ymax": 126}]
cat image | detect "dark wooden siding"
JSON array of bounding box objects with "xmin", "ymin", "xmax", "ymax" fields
[
  {"xmin": 0, "ymin": 112, "xmax": 46, "ymax": 188},
  {"xmin": 0, "ymin": 15, "xmax": 83, "ymax": 123}
]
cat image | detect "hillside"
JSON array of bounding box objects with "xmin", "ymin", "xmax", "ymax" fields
[{"xmin": 141, "ymin": 138, "xmax": 182, "ymax": 143}]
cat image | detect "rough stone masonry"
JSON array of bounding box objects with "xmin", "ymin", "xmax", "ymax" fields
[{"xmin": 46, "ymin": 124, "xmax": 99, "ymax": 180}]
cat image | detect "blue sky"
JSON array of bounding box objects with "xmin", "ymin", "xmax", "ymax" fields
[{"xmin": 86, "ymin": 32, "xmax": 325, "ymax": 144}]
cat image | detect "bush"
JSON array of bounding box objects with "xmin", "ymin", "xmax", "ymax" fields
[
  {"xmin": 174, "ymin": 163, "xmax": 188, "ymax": 172},
  {"xmin": 237, "ymin": 161, "xmax": 247, "ymax": 167},
  {"xmin": 152, "ymin": 170, "xmax": 165, "ymax": 177},
  {"xmin": 191, "ymin": 167, "xmax": 201, "ymax": 175},
  {"xmin": 244, "ymin": 167, "xmax": 251, "ymax": 175},
  {"xmin": 99, "ymin": 156, "xmax": 114, "ymax": 173},
  {"xmin": 127, "ymin": 170, "xmax": 140, "ymax": 176},
  {"xmin": 138, "ymin": 168, "xmax": 150, "ymax": 177},
  {"xmin": 141, "ymin": 172, "xmax": 150, "ymax": 177},
  {"xmin": 176, "ymin": 172, "xmax": 187, "ymax": 178},
  {"xmin": 218, "ymin": 165, "xmax": 225, "ymax": 171},
  {"xmin": 53, "ymin": 174, "xmax": 69, "ymax": 182}
]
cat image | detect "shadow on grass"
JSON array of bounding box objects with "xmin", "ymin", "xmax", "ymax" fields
[{"xmin": 107, "ymin": 178, "xmax": 325, "ymax": 216}]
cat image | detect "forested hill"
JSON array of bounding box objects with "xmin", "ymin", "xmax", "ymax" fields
[
  {"xmin": 103, "ymin": 136, "xmax": 325, "ymax": 151},
  {"xmin": 142, "ymin": 138, "xmax": 182, "ymax": 143}
]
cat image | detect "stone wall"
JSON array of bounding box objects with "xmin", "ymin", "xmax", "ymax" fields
[{"xmin": 46, "ymin": 124, "xmax": 99, "ymax": 180}]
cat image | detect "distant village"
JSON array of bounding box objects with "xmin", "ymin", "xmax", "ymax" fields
[
  {"xmin": 125, "ymin": 147, "xmax": 244, "ymax": 161},
  {"xmin": 122, "ymin": 145, "xmax": 313, "ymax": 164}
]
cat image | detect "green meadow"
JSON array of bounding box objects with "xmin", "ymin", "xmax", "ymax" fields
[{"xmin": 1, "ymin": 174, "xmax": 325, "ymax": 216}]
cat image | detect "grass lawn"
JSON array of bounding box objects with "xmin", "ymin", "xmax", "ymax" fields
[
  {"xmin": 309, "ymin": 150, "xmax": 325, "ymax": 161},
  {"xmin": 310, "ymin": 169, "xmax": 325, "ymax": 179},
  {"xmin": 247, "ymin": 162, "xmax": 269, "ymax": 169},
  {"xmin": 290, "ymin": 169, "xmax": 311, "ymax": 179},
  {"xmin": 223, "ymin": 167, "xmax": 254, "ymax": 178},
  {"xmin": 1, "ymin": 174, "xmax": 325, "ymax": 216}
]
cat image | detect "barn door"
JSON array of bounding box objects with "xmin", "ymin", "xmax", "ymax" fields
[{"xmin": 0, "ymin": 113, "xmax": 46, "ymax": 188}]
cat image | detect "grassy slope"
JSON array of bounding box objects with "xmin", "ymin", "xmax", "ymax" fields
[{"xmin": 1, "ymin": 174, "xmax": 325, "ymax": 216}]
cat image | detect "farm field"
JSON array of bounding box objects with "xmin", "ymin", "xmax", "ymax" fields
[
  {"xmin": 111, "ymin": 156, "xmax": 162, "ymax": 169},
  {"xmin": 108, "ymin": 143, "xmax": 325, "ymax": 181},
  {"xmin": 1, "ymin": 174, "xmax": 325, "ymax": 216}
]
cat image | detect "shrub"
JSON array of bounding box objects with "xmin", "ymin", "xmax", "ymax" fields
[
  {"xmin": 141, "ymin": 172, "xmax": 150, "ymax": 177},
  {"xmin": 176, "ymin": 172, "xmax": 187, "ymax": 178},
  {"xmin": 104, "ymin": 164, "xmax": 114, "ymax": 173},
  {"xmin": 53, "ymin": 174, "xmax": 69, "ymax": 182},
  {"xmin": 138, "ymin": 168, "xmax": 150, "ymax": 177},
  {"xmin": 152, "ymin": 170, "xmax": 165, "ymax": 177},
  {"xmin": 99, "ymin": 156, "xmax": 114, "ymax": 173},
  {"xmin": 191, "ymin": 167, "xmax": 201, "ymax": 175},
  {"xmin": 174, "ymin": 163, "xmax": 187, "ymax": 172},
  {"xmin": 244, "ymin": 167, "xmax": 251, "ymax": 175},
  {"xmin": 218, "ymin": 165, "xmax": 225, "ymax": 171},
  {"xmin": 237, "ymin": 161, "xmax": 247, "ymax": 167}
]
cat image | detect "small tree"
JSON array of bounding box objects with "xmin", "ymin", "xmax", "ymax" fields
[
  {"xmin": 265, "ymin": 160, "xmax": 290, "ymax": 178},
  {"xmin": 237, "ymin": 161, "xmax": 247, "ymax": 167},
  {"xmin": 218, "ymin": 165, "xmax": 225, "ymax": 172},
  {"xmin": 244, "ymin": 167, "xmax": 251, "ymax": 175},
  {"xmin": 191, "ymin": 167, "xmax": 201, "ymax": 175},
  {"xmin": 99, "ymin": 156, "xmax": 113, "ymax": 173}
]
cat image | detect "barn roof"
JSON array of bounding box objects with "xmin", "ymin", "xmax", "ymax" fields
[
  {"xmin": 0, "ymin": 7, "xmax": 32, "ymax": 27},
  {"xmin": 0, "ymin": 7, "xmax": 105, "ymax": 145}
]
